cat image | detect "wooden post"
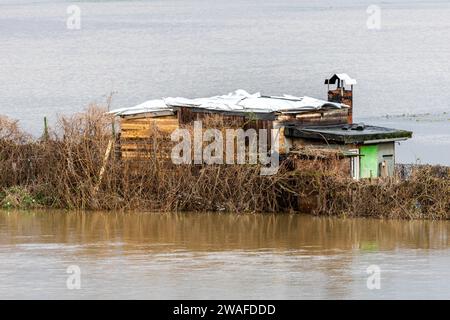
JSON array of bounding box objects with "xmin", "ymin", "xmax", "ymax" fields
[
  {"xmin": 43, "ymin": 116, "xmax": 49, "ymax": 141},
  {"xmin": 93, "ymin": 139, "xmax": 114, "ymax": 195}
]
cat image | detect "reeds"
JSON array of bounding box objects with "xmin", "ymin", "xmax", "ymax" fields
[{"xmin": 0, "ymin": 107, "xmax": 449, "ymax": 219}]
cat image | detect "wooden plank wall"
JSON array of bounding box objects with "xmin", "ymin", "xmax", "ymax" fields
[
  {"xmin": 275, "ymin": 109, "xmax": 349, "ymax": 153},
  {"xmin": 277, "ymin": 109, "xmax": 349, "ymax": 127},
  {"xmin": 328, "ymin": 89, "xmax": 353, "ymax": 123},
  {"xmin": 119, "ymin": 115, "xmax": 178, "ymax": 160},
  {"xmin": 117, "ymin": 107, "xmax": 349, "ymax": 160},
  {"xmin": 178, "ymin": 107, "xmax": 274, "ymax": 148},
  {"xmin": 178, "ymin": 107, "xmax": 247, "ymax": 127}
]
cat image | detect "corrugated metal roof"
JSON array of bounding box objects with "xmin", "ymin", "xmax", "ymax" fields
[{"xmin": 109, "ymin": 90, "xmax": 349, "ymax": 117}]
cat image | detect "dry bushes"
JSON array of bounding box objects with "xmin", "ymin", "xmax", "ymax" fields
[
  {"xmin": 0, "ymin": 115, "xmax": 30, "ymax": 143},
  {"xmin": 0, "ymin": 107, "xmax": 449, "ymax": 219},
  {"xmin": 0, "ymin": 107, "xmax": 289, "ymax": 212},
  {"xmin": 0, "ymin": 106, "xmax": 117, "ymax": 209},
  {"xmin": 299, "ymin": 164, "xmax": 450, "ymax": 219}
]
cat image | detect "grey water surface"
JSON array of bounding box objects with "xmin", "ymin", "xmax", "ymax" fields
[{"xmin": 0, "ymin": 0, "xmax": 449, "ymax": 164}]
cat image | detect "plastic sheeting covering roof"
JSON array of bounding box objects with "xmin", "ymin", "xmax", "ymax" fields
[
  {"xmin": 108, "ymin": 99, "xmax": 171, "ymax": 117},
  {"xmin": 109, "ymin": 90, "xmax": 349, "ymax": 117}
]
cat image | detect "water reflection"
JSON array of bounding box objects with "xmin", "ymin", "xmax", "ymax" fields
[
  {"xmin": 0, "ymin": 211, "xmax": 448, "ymax": 251},
  {"xmin": 0, "ymin": 211, "xmax": 449, "ymax": 299}
]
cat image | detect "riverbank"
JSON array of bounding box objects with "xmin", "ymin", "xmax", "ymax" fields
[{"xmin": 1, "ymin": 108, "xmax": 449, "ymax": 219}]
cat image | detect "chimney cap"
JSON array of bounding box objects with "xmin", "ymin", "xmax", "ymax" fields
[{"xmin": 325, "ymin": 73, "xmax": 357, "ymax": 86}]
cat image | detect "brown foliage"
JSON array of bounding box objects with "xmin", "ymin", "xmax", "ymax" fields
[{"xmin": 0, "ymin": 107, "xmax": 449, "ymax": 219}]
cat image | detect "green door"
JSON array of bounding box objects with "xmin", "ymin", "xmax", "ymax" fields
[{"xmin": 360, "ymin": 145, "xmax": 378, "ymax": 178}]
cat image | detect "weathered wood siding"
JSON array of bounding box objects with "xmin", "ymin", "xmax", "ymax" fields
[
  {"xmin": 275, "ymin": 109, "xmax": 349, "ymax": 153},
  {"xmin": 119, "ymin": 115, "xmax": 178, "ymax": 160},
  {"xmin": 328, "ymin": 89, "xmax": 353, "ymax": 123},
  {"xmin": 117, "ymin": 106, "xmax": 350, "ymax": 160},
  {"xmin": 276, "ymin": 109, "xmax": 349, "ymax": 127},
  {"xmin": 177, "ymin": 106, "xmax": 275, "ymax": 148}
]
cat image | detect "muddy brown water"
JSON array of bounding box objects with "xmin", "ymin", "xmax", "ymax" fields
[{"xmin": 0, "ymin": 211, "xmax": 449, "ymax": 299}]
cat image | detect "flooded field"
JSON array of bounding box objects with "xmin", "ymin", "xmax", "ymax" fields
[{"xmin": 0, "ymin": 211, "xmax": 449, "ymax": 299}]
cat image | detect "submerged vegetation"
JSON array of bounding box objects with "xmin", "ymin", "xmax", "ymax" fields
[{"xmin": 0, "ymin": 107, "xmax": 449, "ymax": 219}]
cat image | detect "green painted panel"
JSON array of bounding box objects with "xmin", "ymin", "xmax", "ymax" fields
[{"xmin": 360, "ymin": 145, "xmax": 378, "ymax": 178}]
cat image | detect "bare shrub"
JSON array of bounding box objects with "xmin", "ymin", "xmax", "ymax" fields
[
  {"xmin": 0, "ymin": 107, "xmax": 449, "ymax": 219},
  {"xmin": 0, "ymin": 116, "xmax": 30, "ymax": 143}
]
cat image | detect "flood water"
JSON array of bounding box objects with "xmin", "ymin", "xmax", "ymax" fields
[
  {"xmin": 362, "ymin": 113, "xmax": 450, "ymax": 166},
  {"xmin": 0, "ymin": 211, "xmax": 449, "ymax": 299},
  {"xmin": 0, "ymin": 0, "xmax": 449, "ymax": 165}
]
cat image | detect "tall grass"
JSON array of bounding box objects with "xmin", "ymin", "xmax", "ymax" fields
[{"xmin": 0, "ymin": 107, "xmax": 448, "ymax": 219}]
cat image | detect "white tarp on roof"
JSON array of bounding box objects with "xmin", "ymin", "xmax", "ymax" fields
[
  {"xmin": 109, "ymin": 90, "xmax": 348, "ymax": 117},
  {"xmin": 109, "ymin": 99, "xmax": 172, "ymax": 116}
]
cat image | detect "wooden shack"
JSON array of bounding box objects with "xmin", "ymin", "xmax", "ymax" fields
[{"xmin": 111, "ymin": 73, "xmax": 412, "ymax": 179}]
